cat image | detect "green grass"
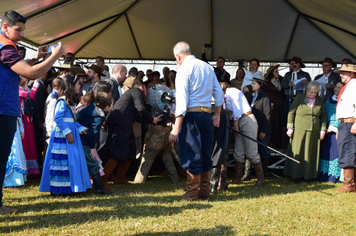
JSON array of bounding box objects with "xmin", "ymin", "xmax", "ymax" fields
[{"xmin": 1, "ymin": 175, "xmax": 355, "ymax": 235}]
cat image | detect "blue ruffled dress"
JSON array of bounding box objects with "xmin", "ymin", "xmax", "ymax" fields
[
  {"xmin": 318, "ymin": 97, "xmax": 341, "ymax": 183},
  {"xmin": 3, "ymin": 118, "xmax": 27, "ymax": 187},
  {"xmin": 39, "ymin": 98, "xmax": 92, "ymax": 194}
]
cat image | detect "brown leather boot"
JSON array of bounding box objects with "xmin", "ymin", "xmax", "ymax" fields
[
  {"xmin": 111, "ymin": 160, "xmax": 132, "ymax": 184},
  {"xmin": 198, "ymin": 170, "xmax": 211, "ymax": 199},
  {"xmin": 231, "ymin": 161, "xmax": 244, "ymax": 184},
  {"xmin": 337, "ymin": 167, "xmax": 356, "ymax": 193},
  {"xmin": 217, "ymin": 161, "xmax": 229, "ymax": 191},
  {"xmin": 180, "ymin": 171, "xmax": 201, "ymax": 201},
  {"xmin": 101, "ymin": 158, "xmax": 119, "ymax": 191},
  {"xmin": 253, "ymin": 161, "xmax": 265, "ymax": 186}
]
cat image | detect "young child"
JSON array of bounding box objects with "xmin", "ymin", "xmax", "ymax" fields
[
  {"xmin": 43, "ymin": 77, "xmax": 64, "ymax": 155},
  {"xmin": 77, "ymin": 92, "xmax": 113, "ymax": 194},
  {"xmin": 39, "ymin": 78, "xmax": 92, "ymax": 195},
  {"xmin": 19, "ymin": 76, "xmax": 41, "ymax": 176}
]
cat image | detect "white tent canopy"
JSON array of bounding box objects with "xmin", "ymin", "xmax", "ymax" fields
[{"xmin": 1, "ymin": 0, "xmax": 355, "ymax": 63}]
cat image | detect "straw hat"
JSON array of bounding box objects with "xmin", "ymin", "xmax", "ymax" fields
[
  {"xmin": 123, "ymin": 76, "xmax": 136, "ymax": 88},
  {"xmin": 334, "ymin": 63, "xmax": 356, "ymax": 73},
  {"xmin": 54, "ymin": 60, "xmax": 86, "ymax": 75}
]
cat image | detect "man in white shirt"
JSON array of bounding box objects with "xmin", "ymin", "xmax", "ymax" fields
[
  {"xmin": 169, "ymin": 41, "xmax": 224, "ymax": 201},
  {"xmin": 220, "ymin": 82, "xmax": 263, "ymax": 186},
  {"xmin": 334, "ymin": 63, "xmax": 356, "ymax": 193}
]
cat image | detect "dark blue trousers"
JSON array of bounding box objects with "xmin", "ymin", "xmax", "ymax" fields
[
  {"xmin": 178, "ymin": 112, "xmax": 214, "ymax": 175},
  {"xmin": 337, "ymin": 122, "xmax": 356, "ymax": 168},
  {"xmin": 0, "ymin": 115, "xmax": 17, "ymax": 207}
]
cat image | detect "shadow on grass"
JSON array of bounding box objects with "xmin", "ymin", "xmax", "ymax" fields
[
  {"xmin": 128, "ymin": 225, "xmax": 234, "ymax": 236},
  {"xmin": 0, "ymin": 197, "xmax": 213, "ymax": 233},
  {"xmin": 1, "ymin": 174, "xmax": 339, "ymax": 233},
  {"xmin": 208, "ymin": 175, "xmax": 337, "ymax": 200}
]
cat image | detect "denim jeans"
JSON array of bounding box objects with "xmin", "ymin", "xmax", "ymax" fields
[{"xmin": 0, "ymin": 115, "xmax": 17, "ymax": 207}]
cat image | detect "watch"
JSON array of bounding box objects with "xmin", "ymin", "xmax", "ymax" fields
[{"xmin": 30, "ymin": 57, "xmax": 37, "ymax": 63}]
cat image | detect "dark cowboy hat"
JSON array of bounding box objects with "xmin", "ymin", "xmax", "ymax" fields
[
  {"xmin": 265, "ymin": 64, "xmax": 279, "ymax": 79},
  {"xmin": 250, "ymin": 74, "xmax": 266, "ymax": 84},
  {"xmin": 54, "ymin": 60, "xmax": 86, "ymax": 75},
  {"xmin": 286, "ymin": 56, "xmax": 306, "ymax": 68},
  {"xmin": 84, "ymin": 64, "xmax": 105, "ymax": 77},
  {"xmin": 319, "ymin": 57, "xmax": 337, "ymax": 68}
]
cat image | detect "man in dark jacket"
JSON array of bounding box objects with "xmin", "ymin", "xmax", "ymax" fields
[
  {"xmin": 100, "ymin": 77, "xmax": 161, "ymax": 190},
  {"xmin": 32, "ymin": 72, "xmax": 49, "ymax": 170},
  {"xmin": 314, "ymin": 57, "xmax": 341, "ymax": 102}
]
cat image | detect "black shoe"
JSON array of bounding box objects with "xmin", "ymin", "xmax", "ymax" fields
[
  {"xmin": 96, "ymin": 188, "xmax": 112, "ymax": 195},
  {"xmin": 294, "ymin": 178, "xmax": 302, "ymax": 184}
]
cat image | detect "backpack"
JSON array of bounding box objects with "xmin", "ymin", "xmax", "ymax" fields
[{"xmin": 21, "ymin": 93, "xmax": 37, "ymax": 116}]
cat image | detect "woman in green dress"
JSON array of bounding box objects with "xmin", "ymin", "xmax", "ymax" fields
[{"xmin": 284, "ymin": 81, "xmax": 326, "ymax": 183}]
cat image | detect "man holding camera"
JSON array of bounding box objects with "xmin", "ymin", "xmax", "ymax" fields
[
  {"xmin": 100, "ymin": 77, "xmax": 162, "ymax": 190},
  {"xmin": 0, "ymin": 10, "xmax": 63, "ymax": 214}
]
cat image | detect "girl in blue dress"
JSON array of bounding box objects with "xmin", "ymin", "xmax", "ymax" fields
[{"xmin": 40, "ymin": 77, "xmax": 92, "ymax": 194}]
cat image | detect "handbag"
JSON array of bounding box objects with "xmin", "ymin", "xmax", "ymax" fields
[{"xmin": 21, "ymin": 93, "xmax": 37, "ymax": 116}]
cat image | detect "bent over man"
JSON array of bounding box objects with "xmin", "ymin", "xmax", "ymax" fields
[{"xmin": 169, "ymin": 42, "xmax": 224, "ymax": 201}]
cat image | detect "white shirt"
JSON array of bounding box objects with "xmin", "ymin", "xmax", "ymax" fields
[
  {"xmin": 336, "ymin": 78, "xmax": 356, "ymax": 119},
  {"xmin": 224, "ymin": 87, "xmax": 252, "ymax": 120},
  {"xmin": 241, "ymin": 70, "xmax": 262, "ymax": 89},
  {"xmin": 175, "ymin": 55, "xmax": 224, "ymax": 117}
]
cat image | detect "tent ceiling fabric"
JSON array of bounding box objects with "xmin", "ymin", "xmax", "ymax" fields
[{"xmin": 1, "ymin": 0, "xmax": 355, "ymax": 63}]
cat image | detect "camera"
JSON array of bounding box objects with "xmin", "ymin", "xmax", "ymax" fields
[
  {"xmin": 160, "ymin": 92, "xmax": 176, "ymax": 122},
  {"xmin": 48, "ymin": 44, "xmax": 59, "ymax": 53}
]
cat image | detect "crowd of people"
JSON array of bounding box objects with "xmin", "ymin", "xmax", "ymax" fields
[{"xmin": 1, "ymin": 10, "xmax": 356, "ymax": 215}]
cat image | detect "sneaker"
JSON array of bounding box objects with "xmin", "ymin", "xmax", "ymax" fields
[{"xmin": 0, "ymin": 206, "xmax": 19, "ymax": 215}]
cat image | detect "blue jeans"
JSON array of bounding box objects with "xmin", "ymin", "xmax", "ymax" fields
[
  {"xmin": 0, "ymin": 115, "xmax": 17, "ymax": 207},
  {"xmin": 178, "ymin": 112, "xmax": 214, "ymax": 175},
  {"xmin": 337, "ymin": 122, "xmax": 356, "ymax": 168},
  {"xmin": 82, "ymin": 145, "xmax": 100, "ymax": 176}
]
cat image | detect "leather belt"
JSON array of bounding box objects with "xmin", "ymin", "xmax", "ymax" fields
[
  {"xmin": 241, "ymin": 111, "xmax": 253, "ymax": 118},
  {"xmin": 338, "ymin": 117, "xmax": 355, "ymax": 124},
  {"xmin": 186, "ymin": 106, "xmax": 211, "ymax": 113}
]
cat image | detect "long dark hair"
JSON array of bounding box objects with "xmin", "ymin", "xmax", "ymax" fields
[
  {"xmin": 60, "ymin": 76, "xmax": 76, "ymax": 106},
  {"xmin": 80, "ymin": 80, "xmax": 112, "ymax": 106}
]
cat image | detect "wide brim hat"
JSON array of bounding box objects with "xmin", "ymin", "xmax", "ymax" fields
[
  {"xmin": 319, "ymin": 57, "xmax": 337, "ymax": 68},
  {"xmin": 286, "ymin": 56, "xmax": 306, "ymax": 68},
  {"xmin": 46, "ymin": 71, "xmax": 60, "ymax": 82},
  {"xmin": 123, "ymin": 76, "xmax": 136, "ymax": 88},
  {"xmin": 84, "ymin": 64, "xmax": 105, "ymax": 77},
  {"xmin": 265, "ymin": 64, "xmax": 279, "ymax": 79},
  {"xmin": 250, "ymin": 74, "xmax": 266, "ymax": 84},
  {"xmin": 54, "ymin": 60, "xmax": 86, "ymax": 75},
  {"xmin": 334, "ymin": 63, "xmax": 356, "ymax": 73}
]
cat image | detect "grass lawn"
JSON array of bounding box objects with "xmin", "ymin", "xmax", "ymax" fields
[{"xmin": 1, "ymin": 174, "xmax": 355, "ymax": 235}]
